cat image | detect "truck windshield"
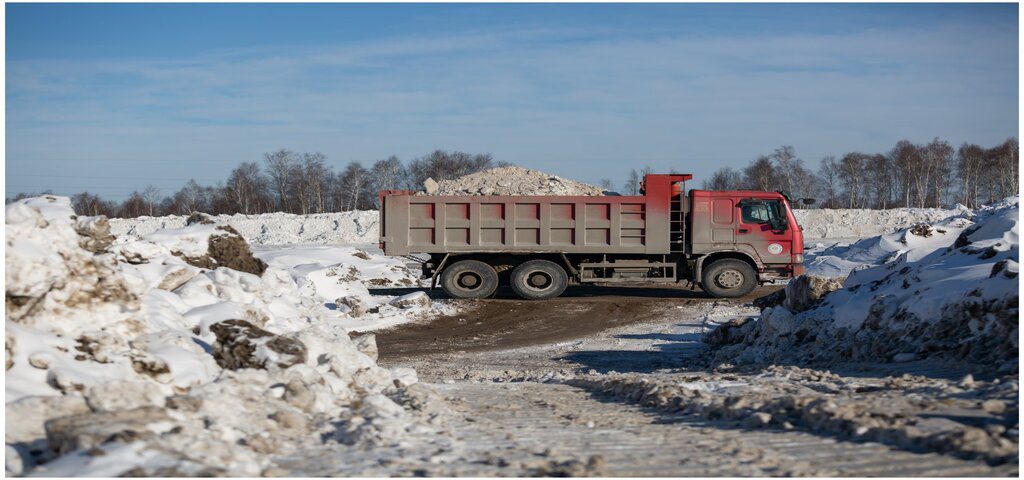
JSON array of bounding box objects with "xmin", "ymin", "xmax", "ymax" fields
[{"xmin": 741, "ymin": 200, "xmax": 784, "ymax": 226}]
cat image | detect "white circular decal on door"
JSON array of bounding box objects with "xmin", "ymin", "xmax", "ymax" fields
[{"xmin": 767, "ymin": 243, "xmax": 784, "ymax": 255}]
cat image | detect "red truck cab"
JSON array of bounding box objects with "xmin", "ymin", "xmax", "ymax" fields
[{"xmin": 687, "ymin": 190, "xmax": 805, "ymax": 297}]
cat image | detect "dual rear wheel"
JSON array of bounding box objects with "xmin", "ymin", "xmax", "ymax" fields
[{"xmin": 439, "ymin": 259, "xmax": 568, "ymax": 300}]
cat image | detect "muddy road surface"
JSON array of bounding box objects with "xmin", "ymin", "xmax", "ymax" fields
[{"xmin": 377, "ymin": 283, "xmax": 776, "ymax": 359}]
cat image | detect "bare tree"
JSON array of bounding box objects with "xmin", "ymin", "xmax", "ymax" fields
[
  {"xmin": 142, "ymin": 185, "xmax": 161, "ymax": 216},
  {"xmin": 171, "ymin": 179, "xmax": 214, "ymax": 215},
  {"xmin": 225, "ymin": 162, "xmax": 268, "ymax": 214},
  {"xmin": 838, "ymin": 152, "xmax": 870, "ymax": 208},
  {"xmin": 118, "ymin": 191, "xmax": 150, "ymax": 218},
  {"xmin": 743, "ymin": 156, "xmax": 776, "ymax": 191},
  {"xmin": 407, "ymin": 150, "xmax": 494, "ymax": 188},
  {"xmin": 338, "ymin": 162, "xmax": 373, "ymax": 211},
  {"xmin": 370, "ymin": 155, "xmax": 408, "ymax": 206},
  {"xmin": 71, "ymin": 192, "xmax": 116, "ymax": 217},
  {"xmin": 987, "ymin": 137, "xmax": 1019, "ymax": 203},
  {"xmin": 817, "ymin": 157, "xmax": 840, "ymax": 208},
  {"xmin": 624, "ymin": 169, "xmax": 641, "ymax": 195},
  {"xmin": 956, "ymin": 143, "xmax": 986, "ymax": 208},
  {"xmin": 702, "ymin": 167, "xmax": 744, "ymax": 190},
  {"xmin": 889, "ymin": 140, "xmax": 920, "ymax": 208},
  {"xmin": 918, "ymin": 138, "xmax": 953, "ymax": 207},
  {"xmin": 599, "ymin": 178, "xmax": 614, "ymax": 192},
  {"xmin": 264, "ymin": 149, "xmax": 296, "ymax": 212}
]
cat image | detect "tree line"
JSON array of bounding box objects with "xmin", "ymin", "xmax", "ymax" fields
[
  {"xmin": 8, "ymin": 149, "xmax": 503, "ymax": 218},
  {"xmin": 695, "ymin": 138, "xmax": 1018, "ymax": 209},
  {"xmin": 8, "ymin": 137, "xmax": 1018, "ymax": 218}
]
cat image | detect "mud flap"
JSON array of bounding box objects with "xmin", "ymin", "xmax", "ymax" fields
[{"xmin": 430, "ymin": 254, "xmax": 450, "ymax": 290}]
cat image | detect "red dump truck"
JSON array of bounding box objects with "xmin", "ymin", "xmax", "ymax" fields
[{"xmin": 379, "ymin": 174, "xmax": 810, "ymax": 300}]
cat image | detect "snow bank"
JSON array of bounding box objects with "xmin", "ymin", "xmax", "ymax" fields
[
  {"xmin": 804, "ymin": 214, "xmax": 975, "ymax": 278},
  {"xmin": 708, "ymin": 198, "xmax": 1019, "ymax": 371},
  {"xmin": 794, "ymin": 206, "xmax": 966, "ymax": 241},
  {"xmin": 109, "ymin": 210, "xmax": 379, "ymax": 246},
  {"xmin": 5, "ymin": 196, "xmax": 449, "ymax": 476}
]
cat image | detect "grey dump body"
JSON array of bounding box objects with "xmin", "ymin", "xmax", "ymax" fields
[{"xmin": 380, "ymin": 193, "xmax": 674, "ymax": 256}]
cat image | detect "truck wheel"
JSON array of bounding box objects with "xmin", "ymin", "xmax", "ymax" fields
[
  {"xmin": 701, "ymin": 259, "xmax": 757, "ymax": 298},
  {"xmin": 510, "ymin": 260, "xmax": 568, "ymax": 300},
  {"xmin": 440, "ymin": 260, "xmax": 499, "ymax": 299}
]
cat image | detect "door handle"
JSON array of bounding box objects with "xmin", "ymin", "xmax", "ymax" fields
[{"xmin": 737, "ymin": 228, "xmax": 749, "ymax": 234}]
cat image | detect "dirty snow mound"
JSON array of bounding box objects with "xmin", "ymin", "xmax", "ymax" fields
[
  {"xmin": 426, "ymin": 166, "xmax": 605, "ymax": 196},
  {"xmin": 5, "ymin": 196, "xmax": 451, "ymax": 476},
  {"xmin": 708, "ymin": 198, "xmax": 1019, "ymax": 371},
  {"xmin": 109, "ymin": 210, "xmax": 379, "ymax": 246}
]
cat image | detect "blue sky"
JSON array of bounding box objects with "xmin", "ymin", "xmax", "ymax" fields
[{"xmin": 6, "ymin": 3, "xmax": 1019, "ymax": 200}]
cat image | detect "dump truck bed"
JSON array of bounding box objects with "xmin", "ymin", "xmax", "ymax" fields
[{"xmin": 380, "ymin": 193, "xmax": 673, "ymax": 256}]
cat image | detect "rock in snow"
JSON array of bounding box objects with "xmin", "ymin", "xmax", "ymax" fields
[{"xmin": 390, "ymin": 291, "xmax": 431, "ymax": 309}]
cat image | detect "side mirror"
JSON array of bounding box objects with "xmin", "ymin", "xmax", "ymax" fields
[{"xmin": 800, "ymin": 198, "xmax": 816, "ymax": 205}]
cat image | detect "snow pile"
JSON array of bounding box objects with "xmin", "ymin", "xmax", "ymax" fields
[
  {"xmin": 424, "ymin": 166, "xmax": 606, "ymax": 196},
  {"xmin": 5, "ymin": 196, "xmax": 449, "ymax": 476},
  {"xmin": 794, "ymin": 206, "xmax": 967, "ymax": 241},
  {"xmin": 708, "ymin": 198, "xmax": 1019, "ymax": 371},
  {"xmin": 804, "ymin": 214, "xmax": 975, "ymax": 278},
  {"xmin": 109, "ymin": 210, "xmax": 380, "ymax": 246},
  {"xmin": 255, "ymin": 245, "xmax": 449, "ymax": 332}
]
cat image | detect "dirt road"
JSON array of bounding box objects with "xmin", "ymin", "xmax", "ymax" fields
[
  {"xmin": 377, "ymin": 283, "xmax": 772, "ymax": 358},
  {"xmin": 368, "ymin": 285, "xmax": 1018, "ymax": 476}
]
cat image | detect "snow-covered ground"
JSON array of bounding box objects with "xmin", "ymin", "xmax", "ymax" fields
[{"xmin": 5, "ymin": 197, "xmax": 452, "ymax": 476}]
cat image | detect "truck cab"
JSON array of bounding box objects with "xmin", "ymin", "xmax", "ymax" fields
[{"xmin": 687, "ymin": 190, "xmax": 805, "ymax": 297}]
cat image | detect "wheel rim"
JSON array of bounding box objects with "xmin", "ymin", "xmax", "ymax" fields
[
  {"xmin": 716, "ymin": 269, "xmax": 744, "ymax": 289},
  {"xmin": 526, "ymin": 271, "xmax": 553, "ymax": 290},
  {"xmin": 457, "ymin": 272, "xmax": 482, "ymax": 290}
]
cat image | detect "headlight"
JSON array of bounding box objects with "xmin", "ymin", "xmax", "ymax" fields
[{"xmin": 794, "ymin": 254, "xmax": 804, "ymax": 263}]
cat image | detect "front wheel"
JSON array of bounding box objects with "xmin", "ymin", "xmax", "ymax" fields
[
  {"xmin": 700, "ymin": 259, "xmax": 757, "ymax": 298},
  {"xmin": 439, "ymin": 260, "xmax": 499, "ymax": 299},
  {"xmin": 510, "ymin": 260, "xmax": 568, "ymax": 300}
]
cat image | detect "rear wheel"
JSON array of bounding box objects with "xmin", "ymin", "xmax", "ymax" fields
[
  {"xmin": 440, "ymin": 260, "xmax": 499, "ymax": 299},
  {"xmin": 700, "ymin": 259, "xmax": 757, "ymax": 298},
  {"xmin": 510, "ymin": 260, "xmax": 568, "ymax": 300}
]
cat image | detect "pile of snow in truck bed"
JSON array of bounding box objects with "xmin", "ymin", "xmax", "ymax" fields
[
  {"xmin": 424, "ymin": 166, "xmax": 607, "ymax": 196},
  {"xmin": 5, "ymin": 196, "xmax": 450, "ymax": 476},
  {"xmin": 707, "ymin": 198, "xmax": 1019, "ymax": 371}
]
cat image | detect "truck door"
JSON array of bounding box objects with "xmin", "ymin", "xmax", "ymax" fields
[{"xmin": 736, "ymin": 199, "xmax": 791, "ymax": 265}]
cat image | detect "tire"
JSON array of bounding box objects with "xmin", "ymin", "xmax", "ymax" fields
[
  {"xmin": 439, "ymin": 260, "xmax": 499, "ymax": 299},
  {"xmin": 510, "ymin": 259, "xmax": 568, "ymax": 300},
  {"xmin": 700, "ymin": 259, "xmax": 757, "ymax": 298}
]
